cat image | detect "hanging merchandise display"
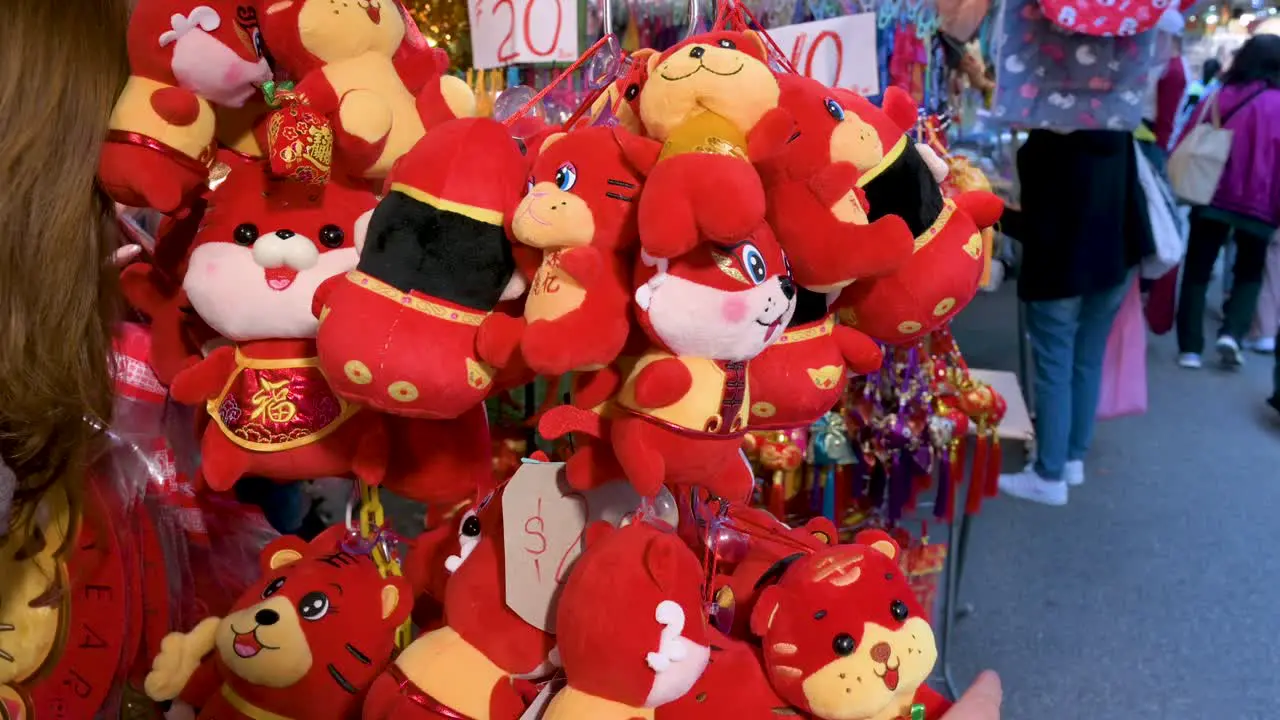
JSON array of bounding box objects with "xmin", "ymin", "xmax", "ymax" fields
[{"xmin": 35, "ymin": 0, "xmax": 1031, "ymax": 717}]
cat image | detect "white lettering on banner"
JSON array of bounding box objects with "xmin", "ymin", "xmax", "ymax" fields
[
  {"xmin": 767, "ymin": 13, "xmax": 880, "ymax": 96},
  {"xmin": 469, "ymin": 0, "xmax": 580, "ymax": 69}
]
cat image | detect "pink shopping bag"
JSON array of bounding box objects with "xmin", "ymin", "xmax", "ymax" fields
[{"xmin": 1097, "ymin": 278, "xmax": 1148, "ymax": 420}]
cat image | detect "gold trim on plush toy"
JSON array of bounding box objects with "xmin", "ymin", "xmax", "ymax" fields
[
  {"xmin": 388, "ymin": 183, "xmax": 504, "ymax": 226},
  {"xmin": 855, "ymin": 136, "xmax": 909, "ymax": 188},
  {"xmin": 220, "ymin": 683, "xmax": 294, "ymax": 720},
  {"xmin": 914, "ymin": 200, "xmax": 957, "ymax": 253},
  {"xmin": 773, "ymin": 316, "xmax": 836, "ymax": 345},
  {"xmin": 345, "ymin": 272, "xmax": 489, "ymax": 326}
]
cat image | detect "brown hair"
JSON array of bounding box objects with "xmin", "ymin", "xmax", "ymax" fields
[{"xmin": 0, "ymin": 0, "xmax": 131, "ymax": 531}]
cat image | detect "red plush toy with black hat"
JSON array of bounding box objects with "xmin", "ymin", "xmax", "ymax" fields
[
  {"xmin": 314, "ymin": 117, "xmax": 527, "ymax": 420},
  {"xmin": 543, "ymin": 521, "xmax": 712, "ymax": 720},
  {"xmin": 827, "ymin": 88, "xmax": 1002, "ymax": 344},
  {"xmin": 757, "ymin": 74, "xmax": 916, "ymax": 294},
  {"xmin": 144, "ymin": 525, "xmax": 411, "ymax": 720}
]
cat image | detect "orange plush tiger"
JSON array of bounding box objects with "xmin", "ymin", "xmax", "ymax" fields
[{"xmin": 144, "ymin": 526, "xmax": 410, "ymax": 719}]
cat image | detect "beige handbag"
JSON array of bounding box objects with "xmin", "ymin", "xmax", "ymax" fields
[{"xmin": 1168, "ymin": 90, "xmax": 1261, "ymax": 206}]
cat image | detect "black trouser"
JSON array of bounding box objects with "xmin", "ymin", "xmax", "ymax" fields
[{"xmin": 1176, "ymin": 208, "xmax": 1271, "ymax": 353}]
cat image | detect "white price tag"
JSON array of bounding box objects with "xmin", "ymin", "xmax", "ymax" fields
[
  {"xmin": 767, "ymin": 13, "xmax": 881, "ymax": 96},
  {"xmin": 470, "ymin": 0, "xmax": 580, "ymax": 69}
]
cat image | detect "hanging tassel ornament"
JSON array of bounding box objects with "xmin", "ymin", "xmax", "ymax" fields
[
  {"xmin": 261, "ymin": 80, "xmax": 333, "ymax": 186},
  {"xmin": 965, "ymin": 422, "xmax": 989, "ymax": 515}
]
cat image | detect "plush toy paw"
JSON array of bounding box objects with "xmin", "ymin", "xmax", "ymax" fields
[
  {"xmin": 745, "ymin": 107, "xmax": 796, "ymax": 163},
  {"xmin": 98, "ymin": 142, "xmax": 207, "ymax": 213},
  {"xmin": 477, "ymin": 312, "xmax": 526, "ymax": 369},
  {"xmin": 144, "ymin": 617, "xmax": 220, "ymax": 702},
  {"xmin": 639, "ymin": 155, "xmax": 767, "ymax": 257},
  {"xmin": 338, "ymin": 89, "xmax": 394, "ymax": 144}
]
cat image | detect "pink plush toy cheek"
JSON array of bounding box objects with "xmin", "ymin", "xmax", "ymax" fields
[{"xmin": 721, "ymin": 296, "xmax": 748, "ymax": 323}]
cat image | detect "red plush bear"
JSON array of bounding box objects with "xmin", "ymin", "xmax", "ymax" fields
[
  {"xmin": 543, "ymin": 223, "xmax": 797, "ymax": 503},
  {"xmin": 827, "ymin": 88, "xmax": 1003, "ymax": 344},
  {"xmin": 656, "ymin": 629, "xmax": 792, "ymax": 720},
  {"xmin": 100, "ymin": 0, "xmax": 272, "ymax": 212},
  {"xmin": 479, "ymin": 126, "xmax": 662, "ymax": 376},
  {"xmin": 756, "ymin": 74, "xmax": 916, "ymax": 293},
  {"xmin": 314, "ymin": 117, "xmax": 527, "ymax": 421},
  {"xmin": 751, "ymin": 530, "xmax": 952, "ymax": 720},
  {"xmin": 143, "ymin": 525, "xmax": 411, "ymax": 719},
  {"xmin": 634, "ymin": 30, "xmax": 795, "ymax": 260},
  {"xmin": 363, "ymin": 487, "xmax": 555, "ymax": 720},
  {"xmin": 748, "ymin": 287, "xmax": 883, "ymax": 431},
  {"xmin": 543, "ymin": 521, "xmax": 711, "ymax": 720},
  {"xmin": 170, "ymin": 161, "xmax": 383, "ymax": 491},
  {"xmin": 258, "ymin": 0, "xmax": 475, "ymax": 179}
]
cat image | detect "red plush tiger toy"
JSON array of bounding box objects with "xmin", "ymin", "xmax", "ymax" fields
[
  {"xmin": 144, "ymin": 526, "xmax": 411, "ymax": 719},
  {"xmin": 750, "ymin": 530, "xmax": 951, "ymax": 720},
  {"xmin": 479, "ymin": 126, "xmax": 662, "ymax": 376}
]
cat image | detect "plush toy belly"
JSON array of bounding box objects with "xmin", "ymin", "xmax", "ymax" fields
[
  {"xmin": 748, "ymin": 317, "xmax": 847, "ymax": 430},
  {"xmin": 525, "ymin": 251, "xmax": 587, "ymax": 323},
  {"xmin": 833, "ymin": 200, "xmax": 983, "ymax": 344},
  {"xmin": 385, "ymin": 626, "xmax": 508, "ymax": 720},
  {"xmin": 543, "ymin": 686, "xmax": 655, "ymax": 720},
  {"xmin": 616, "ymin": 353, "xmax": 750, "ymax": 437},
  {"xmin": 322, "ymin": 53, "xmax": 427, "ymax": 177},
  {"xmin": 210, "ymin": 353, "xmax": 359, "ymax": 452},
  {"xmin": 658, "ymin": 110, "xmax": 749, "ymax": 162},
  {"xmin": 193, "ymin": 683, "xmax": 287, "ymax": 720},
  {"xmin": 316, "ymin": 271, "xmax": 495, "ymax": 420}
]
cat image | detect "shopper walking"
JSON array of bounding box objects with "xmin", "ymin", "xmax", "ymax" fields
[
  {"xmin": 999, "ymin": 131, "xmax": 1149, "ymax": 506},
  {"xmin": 1173, "ymin": 34, "xmax": 1280, "ymax": 370}
]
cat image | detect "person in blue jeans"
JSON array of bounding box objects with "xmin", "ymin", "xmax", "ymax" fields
[{"xmin": 999, "ymin": 130, "xmax": 1149, "ymax": 506}]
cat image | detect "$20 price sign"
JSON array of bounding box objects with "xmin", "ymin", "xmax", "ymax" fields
[{"xmin": 469, "ymin": 0, "xmax": 580, "ymax": 69}]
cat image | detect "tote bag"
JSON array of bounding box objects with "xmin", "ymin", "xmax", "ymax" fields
[
  {"xmin": 1097, "ymin": 278, "xmax": 1148, "ymax": 420},
  {"xmin": 1168, "ymin": 89, "xmax": 1263, "ymax": 205},
  {"xmin": 1134, "ymin": 141, "xmax": 1187, "ymax": 279}
]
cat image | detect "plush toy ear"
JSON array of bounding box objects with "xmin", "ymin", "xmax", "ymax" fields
[
  {"xmin": 541, "ymin": 132, "xmax": 568, "ymax": 151},
  {"xmin": 750, "ymin": 585, "xmax": 784, "ymax": 638},
  {"xmin": 855, "ymin": 529, "xmax": 901, "ymax": 562},
  {"xmin": 260, "ymin": 535, "xmax": 309, "ymax": 573},
  {"xmin": 584, "ymin": 520, "xmax": 615, "ymax": 549},
  {"xmin": 642, "ymin": 532, "xmax": 685, "ymax": 592},
  {"xmin": 381, "ymin": 577, "xmax": 413, "ymax": 624},
  {"xmin": 803, "ymin": 517, "xmax": 839, "ymax": 546},
  {"xmin": 742, "ymin": 31, "xmax": 770, "ymax": 62},
  {"xmin": 646, "ymin": 50, "xmax": 663, "ymax": 74},
  {"xmin": 613, "ymin": 129, "xmax": 662, "ymax": 176},
  {"xmin": 265, "ymin": 0, "xmax": 294, "ymax": 13},
  {"xmin": 881, "ymin": 87, "xmax": 919, "ymax": 133}
]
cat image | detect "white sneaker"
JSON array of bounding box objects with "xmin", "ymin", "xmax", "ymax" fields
[
  {"xmin": 1177, "ymin": 352, "xmax": 1203, "ymax": 369},
  {"xmin": 998, "ymin": 469, "xmax": 1068, "ymax": 506},
  {"xmin": 1244, "ymin": 336, "xmax": 1277, "ymax": 354},
  {"xmin": 1064, "ymin": 460, "xmax": 1085, "ymax": 487},
  {"xmin": 1217, "ymin": 336, "xmax": 1245, "ymax": 368}
]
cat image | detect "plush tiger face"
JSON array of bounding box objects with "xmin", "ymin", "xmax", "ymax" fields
[
  {"xmin": 216, "ymin": 526, "xmax": 410, "ymax": 703},
  {"xmin": 511, "ymin": 127, "xmax": 662, "ymax": 253},
  {"xmin": 751, "ymin": 531, "xmax": 938, "ymax": 720}
]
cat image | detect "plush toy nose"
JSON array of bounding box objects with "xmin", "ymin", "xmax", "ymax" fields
[
  {"xmin": 870, "ymin": 642, "xmax": 892, "ymax": 663},
  {"xmin": 255, "ymin": 609, "xmax": 280, "ymax": 626},
  {"xmin": 779, "ymin": 276, "xmax": 796, "ymax": 299},
  {"xmin": 275, "ymin": 229, "xmax": 296, "ymax": 239},
  {"xmin": 689, "ymin": 46, "xmax": 705, "ymax": 59}
]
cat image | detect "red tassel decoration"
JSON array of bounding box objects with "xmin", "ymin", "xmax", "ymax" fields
[
  {"xmin": 947, "ymin": 440, "xmax": 965, "ymax": 522},
  {"xmin": 985, "ymin": 435, "xmax": 1003, "ymax": 498},
  {"xmin": 768, "ymin": 470, "xmax": 786, "ymax": 520},
  {"xmin": 966, "ymin": 429, "xmax": 989, "ymax": 515}
]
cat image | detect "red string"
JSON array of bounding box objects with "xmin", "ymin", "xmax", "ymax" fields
[
  {"xmin": 563, "ymin": 83, "xmax": 610, "ymax": 130},
  {"xmin": 503, "ymin": 35, "xmax": 616, "ymax": 128},
  {"xmin": 730, "ymin": 1, "xmax": 799, "ymax": 75}
]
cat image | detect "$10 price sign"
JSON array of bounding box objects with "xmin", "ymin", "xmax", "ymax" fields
[
  {"xmin": 469, "ymin": 0, "xmax": 580, "ymax": 69},
  {"xmin": 767, "ymin": 13, "xmax": 881, "ymax": 96}
]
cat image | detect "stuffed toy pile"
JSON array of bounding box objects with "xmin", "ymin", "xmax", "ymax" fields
[{"xmin": 100, "ymin": 0, "xmax": 1001, "ymax": 717}]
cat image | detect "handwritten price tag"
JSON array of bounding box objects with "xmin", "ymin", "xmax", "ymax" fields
[
  {"xmin": 768, "ymin": 13, "xmax": 881, "ymax": 96},
  {"xmin": 470, "ymin": 0, "xmax": 580, "ymax": 69},
  {"xmin": 502, "ymin": 462, "xmax": 644, "ymax": 632}
]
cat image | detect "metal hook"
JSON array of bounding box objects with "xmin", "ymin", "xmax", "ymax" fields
[
  {"xmin": 685, "ymin": 0, "xmax": 702, "ymax": 39},
  {"xmin": 601, "ymin": 0, "xmax": 612, "ymax": 38}
]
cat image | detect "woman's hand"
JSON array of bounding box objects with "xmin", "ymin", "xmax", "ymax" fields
[{"xmin": 942, "ymin": 671, "xmax": 1002, "ymax": 720}]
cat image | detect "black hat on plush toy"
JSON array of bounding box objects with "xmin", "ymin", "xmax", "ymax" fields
[{"xmin": 358, "ymin": 118, "xmax": 526, "ymax": 311}]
